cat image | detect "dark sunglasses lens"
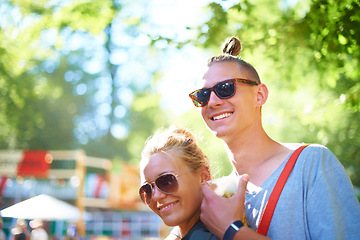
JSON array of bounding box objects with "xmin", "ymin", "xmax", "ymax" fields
[
  {"xmin": 155, "ymin": 174, "xmax": 178, "ymax": 194},
  {"xmin": 215, "ymin": 81, "xmax": 235, "ymax": 98},
  {"xmin": 191, "ymin": 89, "xmax": 211, "ymax": 107},
  {"xmin": 139, "ymin": 184, "xmax": 152, "ymax": 204}
]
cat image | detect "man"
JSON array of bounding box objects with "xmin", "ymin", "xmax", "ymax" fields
[{"xmin": 188, "ymin": 36, "xmax": 360, "ymax": 239}]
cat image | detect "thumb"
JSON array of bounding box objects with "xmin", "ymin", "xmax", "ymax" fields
[{"xmin": 234, "ymin": 174, "xmax": 249, "ymax": 198}]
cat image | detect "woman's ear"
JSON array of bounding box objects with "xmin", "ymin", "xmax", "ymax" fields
[
  {"xmin": 256, "ymin": 83, "xmax": 268, "ymax": 107},
  {"xmin": 200, "ymin": 166, "xmax": 211, "ymax": 184}
]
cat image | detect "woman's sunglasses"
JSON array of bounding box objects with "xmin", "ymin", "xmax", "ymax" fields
[
  {"xmin": 139, "ymin": 173, "xmax": 180, "ymax": 204},
  {"xmin": 189, "ymin": 78, "xmax": 259, "ymax": 107}
]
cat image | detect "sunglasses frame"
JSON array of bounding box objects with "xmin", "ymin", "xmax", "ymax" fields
[
  {"xmin": 139, "ymin": 172, "xmax": 180, "ymax": 204},
  {"xmin": 189, "ymin": 78, "xmax": 259, "ymax": 107}
]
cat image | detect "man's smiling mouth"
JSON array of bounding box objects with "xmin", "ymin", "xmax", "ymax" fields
[{"xmin": 212, "ymin": 112, "xmax": 232, "ymax": 121}]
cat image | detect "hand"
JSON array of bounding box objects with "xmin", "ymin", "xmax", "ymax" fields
[{"xmin": 200, "ymin": 174, "xmax": 249, "ymax": 239}]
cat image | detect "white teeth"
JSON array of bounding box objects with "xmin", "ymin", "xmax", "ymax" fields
[
  {"xmin": 159, "ymin": 202, "xmax": 176, "ymax": 211},
  {"xmin": 213, "ymin": 113, "xmax": 232, "ymax": 120}
]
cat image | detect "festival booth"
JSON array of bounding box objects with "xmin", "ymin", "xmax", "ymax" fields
[{"xmin": 0, "ymin": 150, "xmax": 162, "ymax": 239}]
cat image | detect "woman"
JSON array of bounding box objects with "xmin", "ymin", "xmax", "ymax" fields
[{"xmin": 139, "ymin": 126, "xmax": 219, "ymax": 240}]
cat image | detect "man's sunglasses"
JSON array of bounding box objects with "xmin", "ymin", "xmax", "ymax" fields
[
  {"xmin": 139, "ymin": 173, "xmax": 180, "ymax": 204},
  {"xmin": 189, "ymin": 78, "xmax": 259, "ymax": 107}
]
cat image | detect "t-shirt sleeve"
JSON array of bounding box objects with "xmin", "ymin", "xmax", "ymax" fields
[{"xmin": 304, "ymin": 145, "xmax": 360, "ymax": 239}]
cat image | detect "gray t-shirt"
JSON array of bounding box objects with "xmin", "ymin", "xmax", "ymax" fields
[{"xmin": 245, "ymin": 144, "xmax": 360, "ymax": 239}]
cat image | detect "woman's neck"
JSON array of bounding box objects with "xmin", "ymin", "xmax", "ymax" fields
[{"xmin": 178, "ymin": 212, "xmax": 201, "ymax": 238}]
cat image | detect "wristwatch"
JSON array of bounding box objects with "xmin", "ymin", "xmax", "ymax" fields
[{"xmin": 223, "ymin": 220, "xmax": 244, "ymax": 240}]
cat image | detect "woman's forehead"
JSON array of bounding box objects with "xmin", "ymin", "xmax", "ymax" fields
[{"xmin": 142, "ymin": 153, "xmax": 186, "ymax": 180}]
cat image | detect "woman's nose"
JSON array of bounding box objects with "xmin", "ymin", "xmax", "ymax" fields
[{"xmin": 152, "ymin": 186, "xmax": 167, "ymax": 201}]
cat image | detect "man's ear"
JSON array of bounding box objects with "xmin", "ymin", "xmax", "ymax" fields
[
  {"xmin": 200, "ymin": 166, "xmax": 211, "ymax": 184},
  {"xmin": 256, "ymin": 83, "xmax": 268, "ymax": 107}
]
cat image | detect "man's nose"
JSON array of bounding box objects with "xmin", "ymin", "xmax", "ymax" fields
[{"xmin": 207, "ymin": 91, "xmax": 224, "ymax": 107}]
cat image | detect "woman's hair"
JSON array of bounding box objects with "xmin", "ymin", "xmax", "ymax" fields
[
  {"xmin": 140, "ymin": 126, "xmax": 211, "ymax": 175},
  {"xmin": 208, "ymin": 36, "xmax": 261, "ymax": 83}
]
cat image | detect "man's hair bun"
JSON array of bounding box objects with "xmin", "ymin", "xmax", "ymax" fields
[{"xmin": 222, "ymin": 36, "xmax": 241, "ymax": 56}]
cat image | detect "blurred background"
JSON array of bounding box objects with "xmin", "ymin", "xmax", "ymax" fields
[{"xmin": 0, "ymin": 0, "xmax": 359, "ymax": 239}]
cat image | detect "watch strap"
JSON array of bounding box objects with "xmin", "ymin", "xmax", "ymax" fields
[{"xmin": 223, "ymin": 220, "xmax": 244, "ymax": 240}]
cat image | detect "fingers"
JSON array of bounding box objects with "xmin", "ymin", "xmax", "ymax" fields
[
  {"xmin": 203, "ymin": 174, "xmax": 250, "ymax": 200},
  {"xmin": 200, "ymin": 175, "xmax": 250, "ymax": 238},
  {"xmin": 201, "ymin": 182, "xmax": 221, "ymax": 215},
  {"xmin": 201, "ymin": 183, "xmax": 233, "ymax": 238},
  {"xmin": 201, "ymin": 181, "xmax": 217, "ymax": 199}
]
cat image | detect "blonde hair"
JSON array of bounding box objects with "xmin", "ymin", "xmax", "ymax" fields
[
  {"xmin": 140, "ymin": 126, "xmax": 210, "ymax": 175},
  {"xmin": 208, "ymin": 36, "xmax": 261, "ymax": 83}
]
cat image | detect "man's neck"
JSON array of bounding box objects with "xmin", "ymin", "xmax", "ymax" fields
[{"xmin": 223, "ymin": 132, "xmax": 292, "ymax": 186}]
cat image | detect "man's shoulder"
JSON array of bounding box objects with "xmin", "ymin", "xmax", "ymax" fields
[
  {"xmin": 295, "ymin": 144, "xmax": 339, "ymax": 167},
  {"xmin": 282, "ymin": 143, "xmax": 336, "ymax": 165}
]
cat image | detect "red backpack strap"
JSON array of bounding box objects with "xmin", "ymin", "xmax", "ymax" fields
[{"xmin": 256, "ymin": 144, "xmax": 309, "ymax": 236}]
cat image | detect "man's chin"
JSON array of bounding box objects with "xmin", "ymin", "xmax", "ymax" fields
[
  {"xmin": 206, "ymin": 124, "xmax": 230, "ymax": 139},
  {"xmin": 211, "ymin": 128, "xmax": 227, "ymax": 139}
]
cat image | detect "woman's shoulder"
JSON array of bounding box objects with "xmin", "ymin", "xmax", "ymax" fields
[
  {"xmin": 182, "ymin": 221, "xmax": 219, "ymax": 240},
  {"xmin": 184, "ymin": 230, "xmax": 218, "ymax": 240},
  {"xmin": 164, "ymin": 234, "xmax": 181, "ymax": 240},
  {"xmin": 164, "ymin": 222, "xmax": 218, "ymax": 240}
]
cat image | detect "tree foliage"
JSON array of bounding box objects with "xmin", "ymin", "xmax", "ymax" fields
[
  {"xmin": 0, "ymin": 0, "xmax": 115, "ymax": 148},
  {"xmin": 0, "ymin": 0, "xmax": 166, "ymax": 164}
]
